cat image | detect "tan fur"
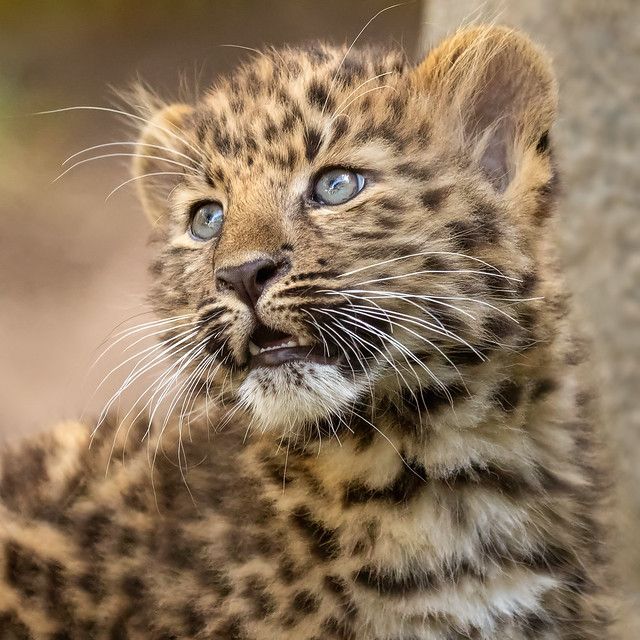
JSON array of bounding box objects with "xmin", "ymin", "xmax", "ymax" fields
[{"xmin": 0, "ymin": 26, "xmax": 614, "ymax": 639}]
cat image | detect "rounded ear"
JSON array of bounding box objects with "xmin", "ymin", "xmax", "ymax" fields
[
  {"xmin": 414, "ymin": 25, "xmax": 558, "ymax": 192},
  {"xmin": 133, "ymin": 102, "xmax": 195, "ymax": 226}
]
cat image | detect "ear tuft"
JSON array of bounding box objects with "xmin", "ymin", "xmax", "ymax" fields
[
  {"xmin": 132, "ymin": 96, "xmax": 194, "ymax": 225},
  {"xmin": 415, "ymin": 25, "xmax": 557, "ymax": 191}
]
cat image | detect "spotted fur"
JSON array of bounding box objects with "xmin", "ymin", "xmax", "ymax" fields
[{"xmin": 0, "ymin": 26, "xmax": 614, "ymax": 639}]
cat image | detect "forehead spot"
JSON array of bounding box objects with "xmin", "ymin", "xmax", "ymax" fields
[
  {"xmin": 303, "ymin": 127, "xmax": 323, "ymax": 162},
  {"xmin": 306, "ymin": 80, "xmax": 334, "ymax": 112}
]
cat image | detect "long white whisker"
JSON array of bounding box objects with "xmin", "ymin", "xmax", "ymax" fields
[
  {"xmin": 34, "ymin": 106, "xmax": 206, "ymax": 160},
  {"xmin": 160, "ymin": 349, "xmax": 215, "ymax": 478},
  {"xmin": 54, "ymin": 153, "xmax": 194, "ymax": 183},
  {"xmin": 183, "ymin": 354, "xmax": 224, "ymax": 436},
  {"xmin": 62, "ymin": 141, "xmax": 204, "ymax": 170},
  {"xmin": 312, "ymin": 311, "xmax": 378, "ymax": 407},
  {"xmin": 352, "ymin": 268, "xmax": 520, "ymax": 287},
  {"xmin": 323, "ymin": 311, "xmax": 427, "ymax": 417},
  {"xmin": 346, "ymin": 304, "xmax": 466, "ymax": 379},
  {"xmin": 116, "ymin": 339, "xmax": 215, "ymax": 445},
  {"xmin": 301, "ymin": 311, "xmax": 332, "ymax": 358},
  {"xmin": 334, "ymin": 289, "xmax": 477, "ymax": 320},
  {"xmin": 177, "ymin": 352, "xmax": 218, "ymax": 434},
  {"xmin": 146, "ymin": 340, "xmax": 210, "ymax": 428},
  {"xmin": 218, "ymin": 43, "xmax": 265, "ymax": 57},
  {"xmin": 97, "ymin": 327, "xmax": 199, "ymax": 396},
  {"xmin": 321, "ymin": 307, "xmax": 451, "ymax": 399},
  {"xmin": 89, "ymin": 314, "xmax": 194, "ymax": 372},
  {"xmin": 93, "ymin": 330, "xmax": 200, "ymax": 433},
  {"xmin": 329, "ymin": 85, "xmax": 396, "ymax": 124},
  {"xmin": 105, "ymin": 171, "xmax": 185, "ymax": 201},
  {"xmin": 335, "ymin": 292, "xmax": 485, "ymax": 360},
  {"xmin": 334, "ymin": 290, "xmax": 444, "ymax": 336},
  {"xmin": 321, "ymin": 2, "xmax": 406, "ymax": 115},
  {"xmin": 418, "ymin": 295, "xmax": 519, "ymax": 320},
  {"xmin": 330, "ymin": 71, "xmax": 395, "ymax": 118},
  {"xmin": 337, "ymin": 250, "xmax": 515, "ymax": 279},
  {"xmin": 315, "ymin": 310, "xmax": 415, "ymax": 399},
  {"xmin": 122, "ymin": 322, "xmax": 198, "ymax": 355}
]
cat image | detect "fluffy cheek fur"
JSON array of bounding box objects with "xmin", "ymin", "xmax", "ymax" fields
[{"xmin": 236, "ymin": 363, "xmax": 366, "ymax": 434}]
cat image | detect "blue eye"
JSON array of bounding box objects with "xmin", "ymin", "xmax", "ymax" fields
[
  {"xmin": 313, "ymin": 168, "xmax": 365, "ymax": 206},
  {"xmin": 189, "ymin": 202, "xmax": 224, "ymax": 241}
]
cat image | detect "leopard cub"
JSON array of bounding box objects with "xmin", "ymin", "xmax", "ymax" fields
[{"xmin": 0, "ymin": 25, "xmax": 613, "ymax": 640}]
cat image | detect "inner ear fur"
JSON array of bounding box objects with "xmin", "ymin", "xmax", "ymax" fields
[
  {"xmin": 415, "ymin": 25, "xmax": 558, "ymax": 192},
  {"xmin": 133, "ymin": 101, "xmax": 194, "ymax": 226}
]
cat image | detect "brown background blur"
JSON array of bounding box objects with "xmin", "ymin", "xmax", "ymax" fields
[{"xmin": 1, "ymin": 0, "xmax": 638, "ymax": 634}]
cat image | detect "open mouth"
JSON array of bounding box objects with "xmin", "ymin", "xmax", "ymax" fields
[{"xmin": 248, "ymin": 323, "xmax": 338, "ymax": 368}]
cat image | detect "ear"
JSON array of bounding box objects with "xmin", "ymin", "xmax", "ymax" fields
[
  {"xmin": 133, "ymin": 101, "xmax": 195, "ymax": 225},
  {"xmin": 415, "ymin": 25, "xmax": 557, "ymax": 192}
]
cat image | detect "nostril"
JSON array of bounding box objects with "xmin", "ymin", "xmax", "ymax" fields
[
  {"xmin": 255, "ymin": 263, "xmax": 278, "ymax": 286},
  {"xmin": 215, "ymin": 273, "xmax": 233, "ymax": 291},
  {"xmin": 216, "ymin": 277, "xmax": 233, "ymax": 291}
]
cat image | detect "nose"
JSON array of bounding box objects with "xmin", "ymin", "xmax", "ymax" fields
[{"xmin": 215, "ymin": 257, "xmax": 289, "ymax": 308}]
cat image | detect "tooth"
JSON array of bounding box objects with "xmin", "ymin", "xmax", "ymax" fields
[{"xmin": 249, "ymin": 341, "xmax": 260, "ymax": 356}]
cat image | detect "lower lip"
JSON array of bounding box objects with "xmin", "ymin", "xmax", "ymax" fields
[{"xmin": 250, "ymin": 346, "xmax": 338, "ymax": 368}]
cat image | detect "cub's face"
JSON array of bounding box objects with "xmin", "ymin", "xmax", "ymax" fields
[{"xmin": 134, "ymin": 31, "xmax": 557, "ymax": 436}]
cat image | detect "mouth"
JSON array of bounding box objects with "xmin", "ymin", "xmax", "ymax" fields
[{"xmin": 248, "ymin": 322, "xmax": 338, "ymax": 368}]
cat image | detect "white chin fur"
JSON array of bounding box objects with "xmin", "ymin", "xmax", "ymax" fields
[{"xmin": 237, "ymin": 362, "xmax": 362, "ymax": 434}]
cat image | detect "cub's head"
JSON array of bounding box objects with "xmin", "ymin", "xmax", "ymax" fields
[{"xmin": 132, "ymin": 26, "xmax": 557, "ymax": 437}]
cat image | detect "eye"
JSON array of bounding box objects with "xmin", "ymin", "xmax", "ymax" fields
[
  {"xmin": 189, "ymin": 201, "xmax": 224, "ymax": 241},
  {"xmin": 312, "ymin": 168, "xmax": 365, "ymax": 206}
]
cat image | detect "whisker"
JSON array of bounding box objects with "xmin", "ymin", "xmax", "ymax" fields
[
  {"xmin": 95, "ymin": 327, "xmax": 199, "ymax": 397},
  {"xmin": 329, "ymin": 85, "xmax": 397, "ymax": 125},
  {"xmin": 105, "ymin": 171, "xmax": 185, "ymax": 201},
  {"xmin": 316, "ymin": 311, "xmax": 415, "ymax": 401},
  {"xmin": 62, "ymin": 141, "xmax": 204, "ymax": 171},
  {"xmin": 321, "ymin": 2, "xmax": 406, "ymax": 115},
  {"xmin": 419, "ymin": 295, "xmax": 519, "ymax": 320},
  {"xmin": 118, "ymin": 341, "xmax": 212, "ymax": 446},
  {"xmin": 177, "ymin": 352, "xmax": 218, "ymax": 434},
  {"xmin": 329, "ymin": 71, "xmax": 395, "ymax": 118},
  {"xmin": 89, "ymin": 314, "xmax": 193, "ymax": 373},
  {"xmin": 97, "ymin": 334, "xmax": 209, "ymax": 470},
  {"xmin": 93, "ymin": 329, "xmax": 201, "ymax": 434},
  {"xmin": 218, "ymin": 43, "xmax": 265, "ymax": 57},
  {"xmin": 335, "ymin": 292, "xmax": 485, "ymax": 359},
  {"xmin": 53, "ymin": 153, "xmax": 194, "ymax": 184},
  {"xmin": 334, "ymin": 291, "xmax": 440, "ymax": 337},
  {"xmin": 301, "ymin": 311, "xmax": 332, "ymax": 358},
  {"xmin": 312, "ymin": 310, "xmax": 379, "ymax": 409},
  {"xmin": 162, "ymin": 351, "xmax": 216, "ymax": 476},
  {"xmin": 34, "ymin": 105, "xmax": 206, "ymax": 161},
  {"xmin": 352, "ymin": 268, "xmax": 521, "ymax": 287},
  {"xmin": 327, "ymin": 288, "xmax": 477, "ymax": 320},
  {"xmin": 315, "ymin": 306, "xmax": 448, "ymax": 401},
  {"xmin": 145, "ymin": 339, "xmax": 211, "ymax": 429},
  {"xmin": 345, "ymin": 304, "xmax": 468, "ymax": 380},
  {"xmin": 337, "ymin": 250, "xmax": 516, "ymax": 279},
  {"xmin": 335, "ymin": 289, "xmax": 478, "ymax": 320}
]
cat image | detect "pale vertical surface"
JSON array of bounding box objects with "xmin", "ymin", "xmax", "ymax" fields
[{"xmin": 421, "ymin": 0, "xmax": 640, "ymax": 635}]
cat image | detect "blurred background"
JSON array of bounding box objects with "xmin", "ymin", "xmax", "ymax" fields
[{"xmin": 0, "ymin": 0, "xmax": 638, "ymax": 634}]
